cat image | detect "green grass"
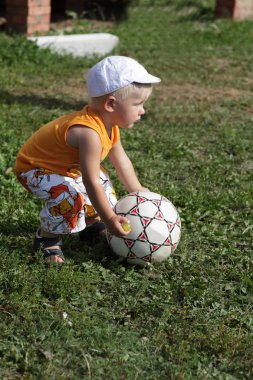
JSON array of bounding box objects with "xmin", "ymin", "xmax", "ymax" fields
[{"xmin": 0, "ymin": 1, "xmax": 253, "ymax": 378}]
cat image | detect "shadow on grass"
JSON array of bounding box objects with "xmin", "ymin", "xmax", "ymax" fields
[
  {"xmin": 66, "ymin": 235, "xmax": 148, "ymax": 272},
  {"xmin": 1, "ymin": 218, "xmax": 121, "ymax": 268},
  {"xmin": 64, "ymin": 234, "xmax": 117, "ymax": 264},
  {"xmin": 2, "ymin": 222, "xmax": 143, "ymax": 272},
  {"xmin": 0, "ymin": 90, "xmax": 87, "ymax": 111}
]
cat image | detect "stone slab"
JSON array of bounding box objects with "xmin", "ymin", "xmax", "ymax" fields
[{"xmin": 28, "ymin": 33, "xmax": 119, "ymax": 57}]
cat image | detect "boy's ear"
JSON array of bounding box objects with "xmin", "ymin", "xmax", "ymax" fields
[{"xmin": 104, "ymin": 96, "xmax": 116, "ymax": 112}]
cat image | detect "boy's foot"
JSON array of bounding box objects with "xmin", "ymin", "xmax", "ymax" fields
[
  {"xmin": 78, "ymin": 221, "xmax": 106, "ymax": 242},
  {"xmin": 33, "ymin": 230, "xmax": 64, "ymax": 263},
  {"xmin": 43, "ymin": 248, "xmax": 65, "ymax": 263}
]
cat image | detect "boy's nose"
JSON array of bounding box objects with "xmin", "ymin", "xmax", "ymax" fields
[{"xmin": 139, "ymin": 107, "xmax": 145, "ymax": 115}]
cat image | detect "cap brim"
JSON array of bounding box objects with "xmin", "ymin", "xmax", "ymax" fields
[{"xmin": 135, "ymin": 73, "xmax": 161, "ymax": 84}]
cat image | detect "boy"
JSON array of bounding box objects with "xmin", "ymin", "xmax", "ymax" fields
[{"xmin": 15, "ymin": 56, "xmax": 161, "ymax": 263}]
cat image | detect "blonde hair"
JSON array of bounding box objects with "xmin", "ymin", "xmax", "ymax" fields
[
  {"xmin": 91, "ymin": 82, "xmax": 153, "ymax": 105},
  {"xmin": 111, "ymin": 82, "xmax": 153, "ymax": 101}
]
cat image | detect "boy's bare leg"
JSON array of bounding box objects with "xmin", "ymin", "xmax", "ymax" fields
[
  {"xmin": 78, "ymin": 215, "xmax": 106, "ymax": 242},
  {"xmin": 85, "ymin": 215, "xmax": 106, "ymax": 236},
  {"xmin": 85, "ymin": 215, "xmax": 101, "ymax": 226}
]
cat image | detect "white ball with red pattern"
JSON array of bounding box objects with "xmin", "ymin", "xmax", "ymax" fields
[{"xmin": 106, "ymin": 192, "xmax": 181, "ymax": 266}]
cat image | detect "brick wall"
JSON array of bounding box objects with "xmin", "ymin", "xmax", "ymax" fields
[
  {"xmin": 215, "ymin": 0, "xmax": 253, "ymax": 20},
  {"xmin": 234, "ymin": 0, "xmax": 253, "ymax": 19},
  {"xmin": 6, "ymin": 0, "xmax": 51, "ymax": 34},
  {"xmin": 5, "ymin": 0, "xmax": 88, "ymax": 35}
]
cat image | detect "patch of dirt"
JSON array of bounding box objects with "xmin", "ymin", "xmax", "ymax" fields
[
  {"xmin": 156, "ymin": 83, "xmax": 250, "ymax": 103},
  {"xmin": 60, "ymin": 78, "xmax": 89, "ymax": 101},
  {"xmin": 50, "ymin": 18, "xmax": 114, "ymax": 34}
]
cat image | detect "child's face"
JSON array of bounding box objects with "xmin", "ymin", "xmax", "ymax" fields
[{"xmin": 112, "ymin": 88, "xmax": 150, "ymax": 129}]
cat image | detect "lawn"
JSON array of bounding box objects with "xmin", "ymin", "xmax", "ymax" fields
[{"xmin": 0, "ymin": 1, "xmax": 252, "ymax": 379}]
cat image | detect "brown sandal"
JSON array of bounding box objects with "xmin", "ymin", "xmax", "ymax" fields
[{"xmin": 33, "ymin": 230, "xmax": 64, "ymax": 262}]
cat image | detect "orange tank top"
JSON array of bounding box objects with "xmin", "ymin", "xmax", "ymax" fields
[{"xmin": 15, "ymin": 105, "xmax": 120, "ymax": 178}]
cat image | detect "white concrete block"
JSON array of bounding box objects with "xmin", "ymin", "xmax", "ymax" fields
[{"xmin": 28, "ymin": 33, "xmax": 119, "ymax": 57}]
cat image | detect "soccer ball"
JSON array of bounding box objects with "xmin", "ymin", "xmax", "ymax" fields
[{"xmin": 106, "ymin": 191, "xmax": 181, "ymax": 266}]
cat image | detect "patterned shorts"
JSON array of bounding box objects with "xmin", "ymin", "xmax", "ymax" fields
[{"xmin": 17, "ymin": 167, "xmax": 117, "ymax": 234}]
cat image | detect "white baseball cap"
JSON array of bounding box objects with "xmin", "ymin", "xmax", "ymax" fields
[{"xmin": 86, "ymin": 55, "xmax": 161, "ymax": 97}]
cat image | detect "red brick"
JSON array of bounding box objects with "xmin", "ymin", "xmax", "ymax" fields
[
  {"xmin": 27, "ymin": 13, "xmax": 50, "ymax": 23},
  {"xmin": 31, "ymin": 0, "xmax": 50, "ymax": 6},
  {"xmin": 29, "ymin": 1, "xmax": 51, "ymax": 8},
  {"xmin": 28, "ymin": 5, "xmax": 51, "ymax": 16},
  {"xmin": 27, "ymin": 22, "xmax": 49, "ymax": 35},
  {"xmin": 8, "ymin": 5, "xmax": 51, "ymax": 16},
  {"xmin": 6, "ymin": 0, "xmax": 51, "ymax": 34},
  {"xmin": 234, "ymin": 0, "xmax": 253, "ymax": 19},
  {"xmin": 215, "ymin": 0, "xmax": 253, "ymax": 19},
  {"xmin": 7, "ymin": 0, "xmax": 50, "ymax": 6}
]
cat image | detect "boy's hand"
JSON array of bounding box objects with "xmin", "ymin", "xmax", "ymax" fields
[
  {"xmin": 106, "ymin": 214, "xmax": 131, "ymax": 237},
  {"xmin": 138, "ymin": 187, "xmax": 150, "ymax": 192}
]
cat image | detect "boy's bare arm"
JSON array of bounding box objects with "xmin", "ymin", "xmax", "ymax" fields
[
  {"xmin": 68, "ymin": 126, "xmax": 129, "ymax": 236},
  {"xmin": 108, "ymin": 139, "xmax": 149, "ymax": 193}
]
